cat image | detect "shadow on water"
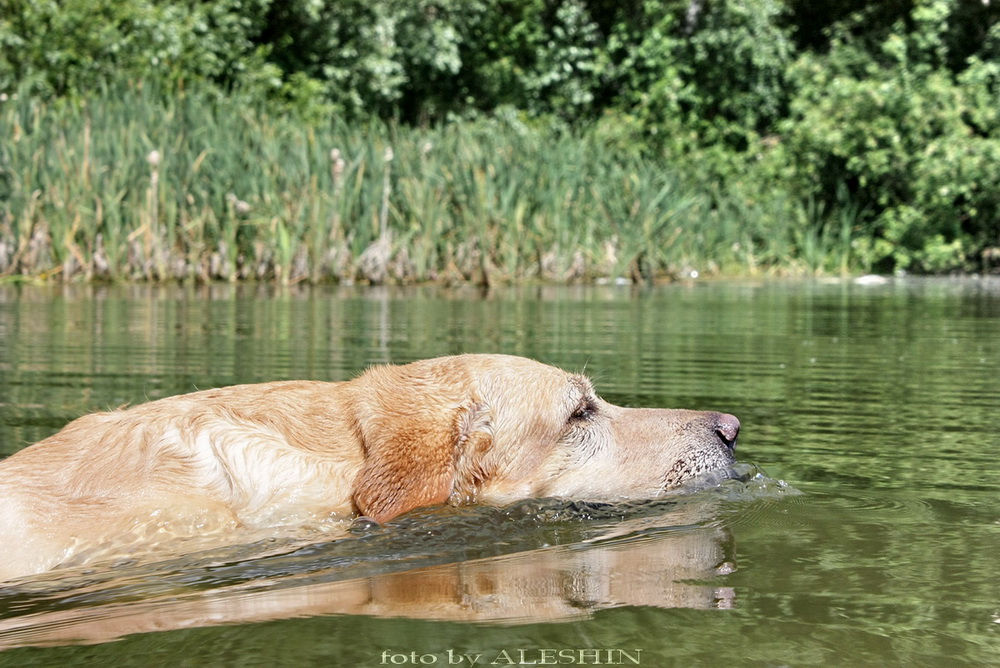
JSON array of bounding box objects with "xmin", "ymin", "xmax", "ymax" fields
[{"xmin": 0, "ymin": 465, "xmax": 795, "ymax": 649}]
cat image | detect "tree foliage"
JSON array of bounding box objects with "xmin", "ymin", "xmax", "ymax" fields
[{"xmin": 1, "ymin": 0, "xmax": 999, "ymax": 273}]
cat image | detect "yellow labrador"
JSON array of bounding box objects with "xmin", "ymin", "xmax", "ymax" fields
[{"xmin": 0, "ymin": 354, "xmax": 739, "ymax": 581}]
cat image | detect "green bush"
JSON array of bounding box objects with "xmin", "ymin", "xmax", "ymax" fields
[
  {"xmin": 778, "ymin": 6, "xmax": 1000, "ymax": 272},
  {"xmin": 0, "ymin": 0, "xmax": 272, "ymax": 95}
]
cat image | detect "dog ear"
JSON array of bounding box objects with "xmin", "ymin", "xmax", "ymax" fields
[{"xmin": 352, "ymin": 408, "xmax": 462, "ymax": 524}]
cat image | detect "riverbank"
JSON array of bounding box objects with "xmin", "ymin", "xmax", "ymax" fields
[{"xmin": 4, "ymin": 2, "xmax": 998, "ymax": 284}]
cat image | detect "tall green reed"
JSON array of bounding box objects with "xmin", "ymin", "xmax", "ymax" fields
[{"xmin": 0, "ymin": 81, "xmax": 863, "ymax": 284}]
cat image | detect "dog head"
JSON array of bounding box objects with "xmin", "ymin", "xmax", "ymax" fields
[{"xmin": 349, "ymin": 355, "xmax": 739, "ymax": 522}]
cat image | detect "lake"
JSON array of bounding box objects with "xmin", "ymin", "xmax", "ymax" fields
[{"xmin": 0, "ymin": 278, "xmax": 997, "ymax": 666}]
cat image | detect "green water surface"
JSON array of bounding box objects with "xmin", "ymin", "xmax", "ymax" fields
[{"xmin": 0, "ymin": 279, "xmax": 997, "ymax": 667}]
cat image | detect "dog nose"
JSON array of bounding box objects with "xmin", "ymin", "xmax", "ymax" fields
[{"xmin": 714, "ymin": 413, "xmax": 740, "ymax": 451}]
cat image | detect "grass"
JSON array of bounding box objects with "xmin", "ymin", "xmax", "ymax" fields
[{"xmin": 0, "ymin": 81, "xmax": 868, "ymax": 284}]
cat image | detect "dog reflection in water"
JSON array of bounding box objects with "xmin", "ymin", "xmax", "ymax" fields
[{"xmin": 0, "ymin": 500, "xmax": 736, "ymax": 648}]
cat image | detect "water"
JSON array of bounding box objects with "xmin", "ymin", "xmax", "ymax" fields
[{"xmin": 0, "ymin": 279, "xmax": 998, "ymax": 666}]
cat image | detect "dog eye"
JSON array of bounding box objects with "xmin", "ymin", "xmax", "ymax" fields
[{"xmin": 569, "ymin": 400, "xmax": 597, "ymax": 422}]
